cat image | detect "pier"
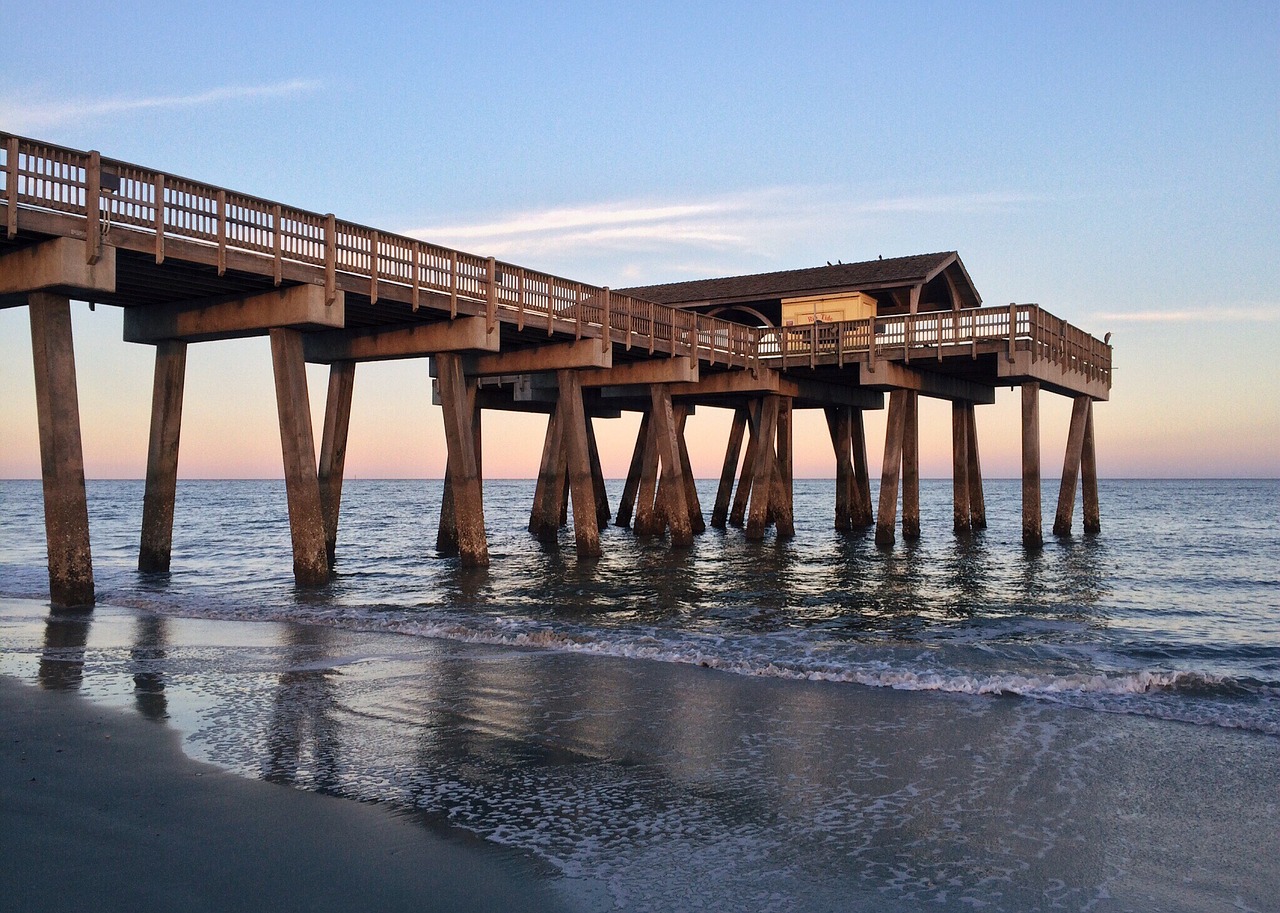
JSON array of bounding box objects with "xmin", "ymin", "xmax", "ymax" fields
[{"xmin": 0, "ymin": 133, "xmax": 1111, "ymax": 608}]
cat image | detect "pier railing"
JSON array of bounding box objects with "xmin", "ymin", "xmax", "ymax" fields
[
  {"xmin": 2, "ymin": 132, "xmax": 1108, "ymax": 386},
  {"xmin": 758, "ymin": 305, "xmax": 1112, "ymax": 386},
  {"xmin": 0, "ymin": 133, "xmax": 758, "ymax": 369}
]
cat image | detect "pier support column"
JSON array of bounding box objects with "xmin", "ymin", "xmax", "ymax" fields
[
  {"xmin": 825, "ymin": 407, "xmax": 854, "ymax": 531},
  {"xmin": 435, "ymin": 353, "xmax": 488, "ymax": 566},
  {"xmin": 675, "ymin": 405, "xmax": 706, "ymax": 535},
  {"xmin": 632, "ymin": 410, "xmax": 663, "ymax": 536},
  {"xmin": 1021, "ymin": 383, "xmax": 1043, "ymax": 547},
  {"xmin": 530, "ymin": 407, "xmax": 564, "ymax": 540},
  {"xmin": 850, "ymin": 408, "xmax": 873, "ymax": 527},
  {"xmin": 711, "ymin": 406, "xmax": 748, "ymax": 529},
  {"xmin": 269, "ymin": 328, "xmax": 330, "ymax": 586},
  {"xmin": 745, "ymin": 395, "xmax": 781, "ymax": 541},
  {"xmin": 902, "ymin": 392, "xmax": 920, "ymax": 540},
  {"xmin": 965, "ymin": 402, "xmax": 987, "ymax": 530},
  {"xmin": 1082, "ymin": 400, "xmax": 1100, "ymax": 534},
  {"xmin": 614, "ymin": 411, "xmax": 649, "ymax": 528},
  {"xmin": 951, "ymin": 400, "xmax": 972, "ymax": 533},
  {"xmin": 770, "ymin": 397, "xmax": 795, "ymax": 539},
  {"xmin": 557, "ymin": 370, "xmax": 601, "ymax": 558},
  {"xmin": 1053, "ymin": 395, "xmax": 1091, "ymax": 537},
  {"xmin": 319, "ymin": 361, "xmax": 355, "ymax": 567},
  {"xmin": 584, "ymin": 414, "xmax": 612, "ymax": 528},
  {"xmin": 651, "ymin": 384, "xmax": 693, "ymax": 547},
  {"xmin": 28, "ymin": 293, "xmax": 95, "ymax": 607},
  {"xmin": 874, "ymin": 390, "xmax": 907, "ymax": 548},
  {"xmin": 729, "ymin": 401, "xmax": 761, "ymax": 528},
  {"xmin": 138, "ymin": 339, "xmax": 187, "ymax": 573}
]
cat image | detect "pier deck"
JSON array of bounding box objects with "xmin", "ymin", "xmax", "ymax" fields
[{"xmin": 1, "ymin": 133, "xmax": 1111, "ymax": 606}]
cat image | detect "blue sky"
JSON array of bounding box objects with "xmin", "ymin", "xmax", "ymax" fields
[{"xmin": 1, "ymin": 1, "xmax": 1277, "ymax": 478}]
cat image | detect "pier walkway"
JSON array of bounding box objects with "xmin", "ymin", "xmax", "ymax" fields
[{"xmin": 0, "ymin": 133, "xmax": 1110, "ymax": 607}]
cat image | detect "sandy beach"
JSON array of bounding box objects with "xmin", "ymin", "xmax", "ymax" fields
[{"xmin": 0, "ymin": 673, "xmax": 566, "ymax": 912}]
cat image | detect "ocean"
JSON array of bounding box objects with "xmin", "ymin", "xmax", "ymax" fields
[{"xmin": 1, "ymin": 478, "xmax": 1277, "ymax": 911}]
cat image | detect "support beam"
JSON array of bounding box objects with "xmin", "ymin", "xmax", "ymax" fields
[
  {"xmin": 771, "ymin": 397, "xmax": 795, "ymax": 539},
  {"xmin": 952, "ymin": 400, "xmax": 972, "ymax": 533},
  {"xmin": 138, "ymin": 340, "xmax": 187, "ymax": 573},
  {"xmin": 28, "ymin": 293, "xmax": 94, "ymax": 607},
  {"xmin": 1081, "ymin": 399, "xmax": 1100, "ymax": 535},
  {"xmin": 436, "ymin": 353, "xmax": 489, "ymax": 565},
  {"xmin": 745, "ymin": 396, "xmax": 781, "ymax": 541},
  {"xmin": 966, "ymin": 402, "xmax": 987, "ymax": 529},
  {"xmin": 584, "ymin": 414, "xmax": 612, "ymax": 528},
  {"xmin": 125, "ymin": 285, "xmax": 344, "ymax": 343},
  {"xmin": 304, "ymin": 316, "xmax": 498, "ymax": 363},
  {"xmin": 1053, "ymin": 395, "xmax": 1091, "ymax": 536},
  {"xmin": 729, "ymin": 401, "xmax": 761, "ymax": 528},
  {"xmin": 269, "ymin": 328, "xmax": 330, "ymax": 586},
  {"xmin": 651, "ymin": 385, "xmax": 693, "ymax": 547},
  {"xmin": 464, "ymin": 339, "xmax": 610, "ymax": 377},
  {"xmin": 530, "ymin": 407, "xmax": 564, "ymax": 540},
  {"xmin": 318, "ymin": 361, "xmax": 356, "ymax": 567},
  {"xmin": 902, "ymin": 391, "xmax": 920, "ymax": 540},
  {"xmin": 632, "ymin": 412, "xmax": 663, "ymax": 537},
  {"xmin": 712, "ymin": 407, "xmax": 747, "ymax": 530},
  {"xmin": 0, "ymin": 237, "xmax": 115, "ymax": 300},
  {"xmin": 858, "ymin": 361, "xmax": 996, "ymax": 405},
  {"xmin": 578, "ymin": 355, "xmax": 697, "ymax": 387},
  {"xmin": 1021, "ymin": 383, "xmax": 1043, "ymax": 547},
  {"xmin": 675, "ymin": 406, "xmax": 706, "ymax": 535},
  {"xmin": 558, "ymin": 370, "xmax": 602, "ymax": 558},
  {"xmin": 875, "ymin": 390, "xmax": 907, "ymax": 548},
  {"xmin": 614, "ymin": 411, "xmax": 649, "ymax": 528},
  {"xmin": 680, "ymin": 367, "xmax": 882, "ymax": 409}
]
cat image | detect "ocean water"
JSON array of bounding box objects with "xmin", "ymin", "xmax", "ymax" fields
[{"xmin": 1, "ymin": 478, "xmax": 1278, "ymax": 910}]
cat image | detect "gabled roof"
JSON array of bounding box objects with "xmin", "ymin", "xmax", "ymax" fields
[{"xmin": 620, "ymin": 252, "xmax": 979, "ymax": 308}]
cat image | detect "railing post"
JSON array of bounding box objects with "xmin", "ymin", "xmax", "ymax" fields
[
  {"xmin": 324, "ymin": 213, "xmax": 337, "ymax": 306},
  {"xmin": 1007, "ymin": 302, "xmax": 1017, "ymax": 362},
  {"xmin": 486, "ymin": 256, "xmax": 497, "ymax": 334},
  {"xmin": 271, "ymin": 204, "xmax": 282, "ymax": 285},
  {"xmin": 602, "ymin": 287, "xmax": 611, "ymax": 354},
  {"xmin": 85, "ymin": 150, "xmax": 102, "ymax": 265},
  {"xmin": 216, "ymin": 189, "xmax": 227, "ymax": 276},
  {"xmin": 411, "ymin": 240, "xmax": 421, "ymax": 311},
  {"xmin": 575, "ymin": 285, "xmax": 583, "ymax": 340},
  {"xmin": 7, "ymin": 135, "xmax": 20, "ymax": 238},
  {"xmin": 153, "ymin": 174, "xmax": 166, "ymax": 264},
  {"xmin": 369, "ymin": 230, "xmax": 380, "ymax": 304}
]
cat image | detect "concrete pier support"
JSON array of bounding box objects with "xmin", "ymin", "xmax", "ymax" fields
[
  {"xmin": 951, "ymin": 400, "xmax": 972, "ymax": 533},
  {"xmin": 318, "ymin": 360, "xmax": 355, "ymax": 567},
  {"xmin": 557, "ymin": 370, "xmax": 602, "ymax": 558},
  {"xmin": 728, "ymin": 401, "xmax": 760, "ymax": 528},
  {"xmin": 825, "ymin": 407, "xmax": 854, "ymax": 531},
  {"xmin": 531, "ymin": 407, "xmax": 563, "ymax": 540},
  {"xmin": 632, "ymin": 410, "xmax": 663, "ymax": 537},
  {"xmin": 584, "ymin": 415, "xmax": 612, "ymax": 528},
  {"xmin": 674, "ymin": 405, "xmax": 706, "ymax": 535},
  {"xmin": 614, "ymin": 411, "xmax": 649, "ymax": 528},
  {"xmin": 651, "ymin": 384, "xmax": 693, "ymax": 547},
  {"xmin": 269, "ymin": 328, "xmax": 330, "ymax": 586},
  {"xmin": 28, "ymin": 293, "xmax": 95, "ymax": 607},
  {"xmin": 1081, "ymin": 400, "xmax": 1100, "ymax": 534},
  {"xmin": 711, "ymin": 406, "xmax": 748, "ymax": 529},
  {"xmin": 902, "ymin": 392, "xmax": 920, "ymax": 540},
  {"xmin": 966, "ymin": 403, "xmax": 987, "ymax": 529},
  {"xmin": 138, "ymin": 340, "xmax": 187, "ymax": 573},
  {"xmin": 770, "ymin": 397, "xmax": 795, "ymax": 539},
  {"xmin": 745, "ymin": 395, "xmax": 781, "ymax": 541},
  {"xmin": 1053, "ymin": 395, "xmax": 1092, "ymax": 537},
  {"xmin": 874, "ymin": 390, "xmax": 907, "ymax": 548},
  {"xmin": 1021, "ymin": 383, "xmax": 1043, "ymax": 547},
  {"xmin": 435, "ymin": 353, "xmax": 488, "ymax": 566},
  {"xmin": 850, "ymin": 408, "xmax": 873, "ymax": 527}
]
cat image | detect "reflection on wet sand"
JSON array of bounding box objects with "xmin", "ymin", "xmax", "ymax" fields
[
  {"xmin": 263, "ymin": 624, "xmax": 341, "ymax": 790},
  {"xmin": 38, "ymin": 610, "xmax": 91, "ymax": 692},
  {"xmin": 130, "ymin": 614, "xmax": 169, "ymax": 720}
]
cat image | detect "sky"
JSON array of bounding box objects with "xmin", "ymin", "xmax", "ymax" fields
[{"xmin": 1, "ymin": 0, "xmax": 1277, "ymax": 480}]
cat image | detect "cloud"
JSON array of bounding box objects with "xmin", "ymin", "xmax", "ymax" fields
[
  {"xmin": 405, "ymin": 188, "xmax": 1034, "ymax": 263},
  {"xmin": 1, "ymin": 79, "xmax": 321, "ymax": 131},
  {"xmin": 1090, "ymin": 307, "xmax": 1277, "ymax": 323}
]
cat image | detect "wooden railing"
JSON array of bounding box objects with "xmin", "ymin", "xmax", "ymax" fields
[
  {"xmin": 0, "ymin": 132, "xmax": 758, "ymax": 369},
  {"xmin": 1, "ymin": 132, "xmax": 1109, "ymax": 388},
  {"xmin": 759, "ymin": 305, "xmax": 1111, "ymax": 387}
]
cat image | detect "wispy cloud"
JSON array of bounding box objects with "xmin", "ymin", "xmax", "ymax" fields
[
  {"xmin": 1090, "ymin": 307, "xmax": 1277, "ymax": 323},
  {"xmin": 406, "ymin": 188, "xmax": 1035, "ymax": 263},
  {"xmin": 1, "ymin": 79, "xmax": 321, "ymax": 131}
]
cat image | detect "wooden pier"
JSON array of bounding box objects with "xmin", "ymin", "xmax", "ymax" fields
[{"xmin": 0, "ymin": 133, "xmax": 1111, "ymax": 607}]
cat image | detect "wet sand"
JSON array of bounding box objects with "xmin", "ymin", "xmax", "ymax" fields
[{"xmin": 0, "ymin": 675, "xmax": 566, "ymax": 913}]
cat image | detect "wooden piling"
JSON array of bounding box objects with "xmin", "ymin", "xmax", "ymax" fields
[
  {"xmin": 711, "ymin": 406, "xmax": 748, "ymax": 529},
  {"xmin": 729, "ymin": 401, "xmax": 761, "ymax": 528},
  {"xmin": 951, "ymin": 400, "xmax": 972, "ymax": 533},
  {"xmin": 965, "ymin": 402, "xmax": 986, "ymax": 529},
  {"xmin": 557, "ymin": 370, "xmax": 601, "ymax": 558},
  {"xmin": 437, "ymin": 463, "xmax": 458, "ymax": 555},
  {"xmin": 584, "ymin": 414, "xmax": 612, "ymax": 528},
  {"xmin": 875, "ymin": 390, "xmax": 907, "ymax": 548},
  {"xmin": 825, "ymin": 407, "xmax": 854, "ymax": 531},
  {"xmin": 530, "ymin": 407, "xmax": 561, "ymax": 537},
  {"xmin": 651, "ymin": 385, "xmax": 693, "ymax": 546},
  {"xmin": 1053, "ymin": 394, "xmax": 1090, "ymax": 536},
  {"xmin": 28, "ymin": 293, "xmax": 95, "ymax": 607},
  {"xmin": 675, "ymin": 405, "xmax": 705, "ymax": 534},
  {"xmin": 138, "ymin": 340, "xmax": 187, "ymax": 573},
  {"xmin": 771, "ymin": 397, "xmax": 795, "ymax": 539},
  {"xmin": 1081, "ymin": 399, "xmax": 1100, "ymax": 534},
  {"xmin": 319, "ymin": 360, "xmax": 355, "ymax": 567},
  {"xmin": 633, "ymin": 410, "xmax": 663, "ymax": 537},
  {"xmin": 850, "ymin": 409, "xmax": 873, "ymax": 527},
  {"xmin": 1021, "ymin": 382, "xmax": 1042, "ymax": 547},
  {"xmin": 615, "ymin": 410, "xmax": 649, "ymax": 528},
  {"xmin": 745, "ymin": 396, "xmax": 780, "ymax": 541},
  {"xmin": 435, "ymin": 353, "xmax": 488, "ymax": 566},
  {"xmin": 268, "ymin": 328, "xmax": 330, "ymax": 586},
  {"xmin": 902, "ymin": 391, "xmax": 920, "ymax": 540}
]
